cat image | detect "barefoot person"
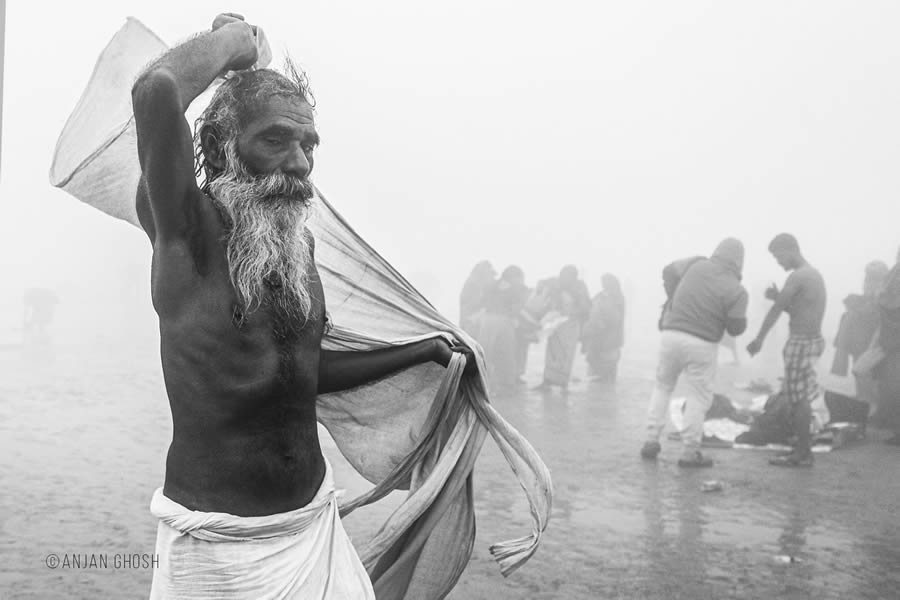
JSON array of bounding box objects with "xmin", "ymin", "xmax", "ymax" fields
[
  {"xmin": 747, "ymin": 233, "xmax": 827, "ymax": 468},
  {"xmin": 132, "ymin": 13, "xmax": 471, "ymax": 598}
]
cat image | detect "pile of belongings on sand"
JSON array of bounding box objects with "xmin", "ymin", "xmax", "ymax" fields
[{"xmin": 668, "ymin": 378, "xmax": 866, "ymax": 453}]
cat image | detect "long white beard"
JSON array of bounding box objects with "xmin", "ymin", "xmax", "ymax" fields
[{"xmin": 207, "ymin": 142, "xmax": 317, "ymax": 327}]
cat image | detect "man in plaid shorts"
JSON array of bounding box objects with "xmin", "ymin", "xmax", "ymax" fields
[{"xmin": 747, "ymin": 234, "xmax": 827, "ymax": 467}]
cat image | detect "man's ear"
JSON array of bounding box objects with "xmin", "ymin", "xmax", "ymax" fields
[{"xmin": 199, "ymin": 125, "xmax": 227, "ymax": 171}]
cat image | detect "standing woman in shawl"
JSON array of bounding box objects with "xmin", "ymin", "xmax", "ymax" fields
[
  {"xmin": 832, "ymin": 261, "xmax": 889, "ymax": 377},
  {"xmin": 479, "ymin": 266, "xmax": 529, "ymax": 394},
  {"xmin": 582, "ymin": 273, "xmax": 626, "ymax": 384},
  {"xmin": 875, "ymin": 248, "xmax": 900, "ymax": 444},
  {"xmin": 459, "ymin": 260, "xmax": 497, "ymax": 336},
  {"xmin": 535, "ymin": 265, "xmax": 592, "ymax": 392}
]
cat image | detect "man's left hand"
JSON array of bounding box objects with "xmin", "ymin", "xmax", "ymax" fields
[
  {"xmin": 746, "ymin": 338, "xmax": 763, "ymax": 357},
  {"xmin": 433, "ymin": 338, "xmax": 477, "ymax": 376}
]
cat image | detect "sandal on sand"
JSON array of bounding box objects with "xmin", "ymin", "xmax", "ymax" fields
[
  {"xmin": 677, "ymin": 451, "xmax": 713, "ymax": 468},
  {"xmin": 769, "ymin": 453, "xmax": 814, "ymax": 467}
]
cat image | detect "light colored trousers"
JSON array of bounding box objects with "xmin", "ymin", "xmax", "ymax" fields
[{"xmin": 646, "ymin": 330, "xmax": 718, "ymax": 450}]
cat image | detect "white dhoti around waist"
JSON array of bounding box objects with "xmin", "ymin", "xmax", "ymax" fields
[{"xmin": 149, "ymin": 459, "xmax": 374, "ymax": 600}]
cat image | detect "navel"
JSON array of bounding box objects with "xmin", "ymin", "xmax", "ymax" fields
[{"xmin": 232, "ymin": 305, "xmax": 246, "ymax": 330}]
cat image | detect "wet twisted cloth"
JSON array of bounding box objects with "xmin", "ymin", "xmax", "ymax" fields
[{"xmin": 49, "ymin": 18, "xmax": 552, "ymax": 600}]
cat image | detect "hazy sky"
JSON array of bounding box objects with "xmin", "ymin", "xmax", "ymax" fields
[{"xmin": 1, "ymin": 1, "xmax": 898, "ymax": 351}]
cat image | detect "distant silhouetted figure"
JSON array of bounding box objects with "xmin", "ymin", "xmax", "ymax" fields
[
  {"xmin": 23, "ymin": 287, "xmax": 59, "ymax": 345},
  {"xmin": 479, "ymin": 266, "xmax": 529, "ymax": 394},
  {"xmin": 866, "ymin": 247, "xmax": 900, "ymax": 444},
  {"xmin": 642, "ymin": 239, "xmax": 748, "ymax": 468},
  {"xmin": 582, "ymin": 273, "xmax": 625, "ymax": 384},
  {"xmin": 459, "ymin": 260, "xmax": 496, "ymax": 335},
  {"xmin": 534, "ymin": 265, "xmax": 591, "ymax": 392},
  {"xmin": 747, "ymin": 233, "xmax": 827, "ymax": 468},
  {"xmin": 832, "ymin": 261, "xmax": 888, "ymax": 377}
]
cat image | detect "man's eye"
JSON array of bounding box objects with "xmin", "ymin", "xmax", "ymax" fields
[
  {"xmin": 265, "ymin": 137, "xmax": 283, "ymax": 146},
  {"xmin": 302, "ymin": 145, "xmax": 315, "ymax": 154}
]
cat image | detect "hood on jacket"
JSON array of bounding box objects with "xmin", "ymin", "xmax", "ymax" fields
[{"xmin": 711, "ymin": 238, "xmax": 744, "ymax": 279}]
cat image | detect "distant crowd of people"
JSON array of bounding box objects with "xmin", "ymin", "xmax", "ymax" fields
[
  {"xmin": 458, "ymin": 262, "xmax": 626, "ymax": 395},
  {"xmin": 460, "ymin": 235, "xmax": 900, "ymax": 470}
]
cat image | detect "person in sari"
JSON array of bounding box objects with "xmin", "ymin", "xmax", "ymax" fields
[
  {"xmin": 515, "ymin": 281, "xmax": 553, "ymax": 384},
  {"xmin": 874, "ymin": 248, "xmax": 900, "ymax": 444},
  {"xmin": 478, "ymin": 266, "xmax": 529, "ymax": 394},
  {"xmin": 828, "ymin": 261, "xmax": 889, "ymax": 422},
  {"xmin": 582, "ymin": 273, "xmax": 625, "ymax": 384},
  {"xmin": 534, "ymin": 265, "xmax": 591, "ymax": 392},
  {"xmin": 832, "ymin": 261, "xmax": 889, "ymax": 376},
  {"xmin": 459, "ymin": 260, "xmax": 496, "ymax": 335}
]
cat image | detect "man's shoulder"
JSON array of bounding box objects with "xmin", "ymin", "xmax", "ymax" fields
[
  {"xmin": 787, "ymin": 266, "xmax": 810, "ymax": 282},
  {"xmin": 791, "ymin": 264, "xmax": 825, "ymax": 286}
]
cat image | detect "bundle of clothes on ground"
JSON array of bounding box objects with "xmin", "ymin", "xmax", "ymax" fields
[{"xmin": 669, "ymin": 383, "xmax": 863, "ymax": 452}]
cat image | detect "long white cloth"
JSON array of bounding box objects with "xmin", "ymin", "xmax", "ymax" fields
[
  {"xmin": 149, "ymin": 460, "xmax": 374, "ymax": 599},
  {"xmin": 49, "ymin": 18, "xmax": 553, "ymax": 600}
]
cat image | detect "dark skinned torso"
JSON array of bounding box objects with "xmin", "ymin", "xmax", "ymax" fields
[{"xmin": 138, "ymin": 187, "xmax": 326, "ymax": 517}]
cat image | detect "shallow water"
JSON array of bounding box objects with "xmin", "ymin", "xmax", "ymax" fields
[{"xmin": 2, "ymin": 341, "xmax": 899, "ymax": 599}]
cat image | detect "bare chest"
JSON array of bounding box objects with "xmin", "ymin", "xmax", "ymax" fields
[{"xmin": 151, "ymin": 240, "xmax": 326, "ymax": 402}]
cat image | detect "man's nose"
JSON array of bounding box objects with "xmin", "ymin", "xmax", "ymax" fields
[{"xmin": 282, "ymin": 143, "xmax": 310, "ymax": 178}]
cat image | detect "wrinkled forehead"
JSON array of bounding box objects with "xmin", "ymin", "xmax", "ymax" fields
[{"xmin": 241, "ymin": 94, "xmax": 316, "ymax": 130}]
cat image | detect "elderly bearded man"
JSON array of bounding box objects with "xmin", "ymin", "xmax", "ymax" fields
[{"xmin": 132, "ymin": 13, "xmax": 472, "ymax": 599}]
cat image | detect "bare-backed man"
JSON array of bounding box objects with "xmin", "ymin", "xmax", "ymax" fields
[
  {"xmin": 747, "ymin": 233, "xmax": 827, "ymax": 467},
  {"xmin": 132, "ymin": 13, "xmax": 470, "ymax": 598}
]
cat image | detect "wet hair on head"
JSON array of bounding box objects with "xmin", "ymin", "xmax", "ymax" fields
[
  {"xmin": 768, "ymin": 233, "xmax": 799, "ymax": 253},
  {"xmin": 193, "ymin": 57, "xmax": 315, "ymax": 189}
]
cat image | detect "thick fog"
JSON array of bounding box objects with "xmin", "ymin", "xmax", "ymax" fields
[{"xmin": 1, "ymin": 0, "xmax": 898, "ymax": 357}]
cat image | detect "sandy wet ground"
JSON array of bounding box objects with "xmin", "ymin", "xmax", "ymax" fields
[{"xmin": 2, "ymin": 340, "xmax": 900, "ymax": 599}]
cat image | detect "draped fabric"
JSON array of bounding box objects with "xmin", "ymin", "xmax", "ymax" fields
[
  {"xmin": 49, "ymin": 18, "xmax": 552, "ymax": 600},
  {"xmin": 149, "ymin": 459, "xmax": 375, "ymax": 599}
]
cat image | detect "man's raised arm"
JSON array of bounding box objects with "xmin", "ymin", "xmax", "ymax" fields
[{"xmin": 131, "ymin": 14, "xmax": 259, "ymax": 242}]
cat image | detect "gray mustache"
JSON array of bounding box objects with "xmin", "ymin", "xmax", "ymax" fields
[{"xmin": 252, "ymin": 173, "xmax": 315, "ymax": 201}]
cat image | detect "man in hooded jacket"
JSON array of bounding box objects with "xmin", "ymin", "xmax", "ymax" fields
[{"xmin": 641, "ymin": 239, "xmax": 749, "ymax": 467}]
